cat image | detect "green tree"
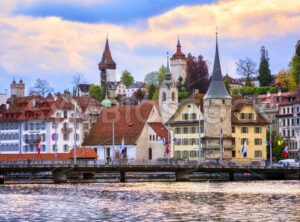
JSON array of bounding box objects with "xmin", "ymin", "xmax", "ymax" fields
[
  {"xmin": 177, "ymin": 76, "xmax": 187, "ymax": 92},
  {"xmin": 275, "ymin": 69, "xmax": 297, "ymax": 91},
  {"xmin": 267, "ymin": 130, "xmax": 285, "ymax": 161},
  {"xmin": 152, "ymin": 89, "xmax": 159, "ymax": 100},
  {"xmin": 121, "ymin": 70, "xmax": 134, "ymax": 87},
  {"xmin": 158, "ymin": 65, "xmax": 166, "ymax": 85},
  {"xmin": 245, "ymin": 75, "xmax": 253, "ymax": 87},
  {"xmin": 258, "ymin": 46, "xmax": 272, "ymax": 86},
  {"xmin": 147, "ymin": 83, "xmax": 156, "ymax": 100},
  {"xmin": 224, "ymin": 79, "xmax": 230, "ymax": 93},
  {"xmin": 289, "ymin": 42, "xmax": 300, "ymax": 84},
  {"xmin": 144, "ymin": 71, "xmax": 158, "ymax": 86},
  {"xmin": 88, "ymin": 85, "xmax": 104, "ymax": 101},
  {"xmin": 134, "ymin": 88, "xmax": 145, "ymax": 102}
]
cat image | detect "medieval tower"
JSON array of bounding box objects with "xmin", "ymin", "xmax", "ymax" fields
[
  {"xmin": 203, "ymin": 33, "xmax": 232, "ymax": 160},
  {"xmin": 170, "ymin": 38, "xmax": 187, "ymax": 82}
]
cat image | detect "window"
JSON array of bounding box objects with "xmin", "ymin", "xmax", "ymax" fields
[
  {"xmin": 83, "ymin": 123, "xmax": 89, "ymax": 130},
  {"xmin": 63, "ymin": 110, "xmax": 68, "ymax": 119},
  {"xmin": 190, "ymin": 151, "xmax": 197, "ymax": 158},
  {"xmin": 24, "ymin": 123, "xmax": 28, "ymax": 131},
  {"xmin": 190, "ymin": 138, "xmax": 196, "ymax": 145},
  {"xmin": 254, "ymin": 150, "xmax": 262, "ymax": 158},
  {"xmin": 162, "ymin": 92, "xmax": 166, "ymax": 102},
  {"xmin": 183, "ymin": 128, "xmax": 188, "ymax": 133},
  {"xmin": 175, "ymin": 128, "xmax": 181, "ymax": 134},
  {"xmin": 148, "ymin": 148, "xmax": 152, "ymax": 160},
  {"xmin": 149, "ymin": 135, "xmax": 151, "ymax": 141},
  {"xmin": 254, "ymin": 138, "xmax": 262, "ymax": 145},
  {"xmin": 174, "ymin": 151, "xmax": 181, "ymax": 158},
  {"xmin": 220, "ymin": 117, "xmax": 223, "ymax": 123},
  {"xmin": 232, "ymin": 150, "xmax": 236, "ymax": 158},
  {"xmin": 248, "ymin": 113, "xmax": 253, "ymax": 120},
  {"xmin": 232, "ymin": 139, "xmax": 235, "ymax": 145},
  {"xmin": 30, "ymin": 123, "xmax": 34, "ymax": 130},
  {"xmin": 171, "ymin": 92, "xmax": 175, "ymax": 101},
  {"xmin": 190, "ymin": 113, "xmax": 197, "ymax": 120},
  {"xmin": 240, "ymin": 113, "xmax": 245, "ymax": 119},
  {"xmin": 41, "ymin": 122, "xmax": 45, "ymax": 130},
  {"xmin": 56, "ymin": 112, "xmax": 61, "ymax": 118},
  {"xmin": 52, "ymin": 144, "xmax": 57, "ymax": 152},
  {"xmin": 182, "ymin": 113, "xmax": 188, "ymax": 120},
  {"xmin": 63, "ymin": 134, "xmax": 69, "ymax": 141},
  {"xmin": 76, "ymin": 134, "xmax": 80, "ymax": 141},
  {"xmin": 63, "ymin": 145, "xmax": 69, "ymax": 152},
  {"xmin": 183, "ymin": 139, "xmax": 189, "ymax": 145},
  {"xmin": 241, "ymin": 127, "xmax": 248, "ymax": 133},
  {"xmin": 255, "ymin": 127, "xmax": 261, "ymax": 133},
  {"xmin": 191, "ymin": 127, "xmax": 196, "ymax": 134},
  {"xmin": 52, "ymin": 122, "xmax": 57, "ymax": 129},
  {"xmin": 63, "ymin": 122, "xmax": 68, "ymax": 129},
  {"xmin": 182, "ymin": 151, "xmax": 189, "ymax": 158},
  {"xmin": 232, "ymin": 127, "xmax": 235, "ymax": 133}
]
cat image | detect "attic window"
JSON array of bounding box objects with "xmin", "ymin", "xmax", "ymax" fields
[
  {"xmin": 188, "ymin": 105, "xmax": 191, "ymax": 108},
  {"xmin": 128, "ymin": 123, "xmax": 133, "ymax": 127}
]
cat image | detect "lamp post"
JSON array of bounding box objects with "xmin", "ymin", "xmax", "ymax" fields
[
  {"xmin": 198, "ymin": 105, "xmax": 202, "ymax": 164},
  {"xmin": 269, "ymin": 124, "xmax": 272, "ymax": 166},
  {"xmin": 73, "ymin": 102, "xmax": 77, "ymax": 165}
]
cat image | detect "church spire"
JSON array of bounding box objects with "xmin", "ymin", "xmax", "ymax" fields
[
  {"xmin": 165, "ymin": 52, "xmax": 171, "ymax": 81},
  {"xmin": 204, "ymin": 31, "xmax": 231, "ymax": 99}
]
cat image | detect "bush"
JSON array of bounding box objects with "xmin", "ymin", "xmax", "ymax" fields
[{"xmin": 232, "ymin": 86, "xmax": 280, "ymax": 96}]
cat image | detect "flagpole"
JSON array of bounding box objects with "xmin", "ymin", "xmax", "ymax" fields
[
  {"xmin": 220, "ymin": 128, "xmax": 223, "ymax": 164},
  {"xmin": 198, "ymin": 105, "xmax": 202, "ymax": 164},
  {"xmin": 55, "ymin": 121, "xmax": 57, "ymax": 164},
  {"xmin": 112, "ymin": 122, "xmax": 115, "ymax": 160},
  {"xmin": 269, "ymin": 124, "xmax": 272, "ymax": 166},
  {"xmin": 73, "ymin": 102, "xmax": 77, "ymax": 165}
]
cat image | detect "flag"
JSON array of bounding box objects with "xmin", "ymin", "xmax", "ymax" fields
[
  {"xmin": 166, "ymin": 142, "xmax": 170, "ymax": 156},
  {"xmin": 159, "ymin": 138, "xmax": 166, "ymax": 144},
  {"xmin": 120, "ymin": 137, "xmax": 125, "ymax": 154},
  {"xmin": 36, "ymin": 136, "xmax": 41, "ymax": 156},
  {"xmin": 172, "ymin": 137, "xmax": 178, "ymax": 142},
  {"xmin": 283, "ymin": 146, "xmax": 289, "ymax": 158},
  {"xmin": 241, "ymin": 141, "xmax": 247, "ymax": 157},
  {"xmin": 264, "ymin": 140, "xmax": 269, "ymax": 146}
]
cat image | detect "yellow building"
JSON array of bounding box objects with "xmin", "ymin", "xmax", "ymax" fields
[{"xmin": 231, "ymin": 100, "xmax": 269, "ymax": 162}]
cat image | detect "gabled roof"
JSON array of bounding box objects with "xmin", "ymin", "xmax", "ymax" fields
[
  {"xmin": 148, "ymin": 122, "xmax": 168, "ymax": 140},
  {"xmin": 99, "ymin": 37, "xmax": 116, "ymax": 70},
  {"xmin": 204, "ymin": 34, "xmax": 231, "ymax": 99},
  {"xmin": 74, "ymin": 96, "xmax": 101, "ymax": 113},
  {"xmin": 83, "ymin": 101, "xmax": 155, "ymax": 146}
]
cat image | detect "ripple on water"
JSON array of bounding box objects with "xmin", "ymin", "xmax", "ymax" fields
[{"xmin": 0, "ymin": 181, "xmax": 299, "ymax": 221}]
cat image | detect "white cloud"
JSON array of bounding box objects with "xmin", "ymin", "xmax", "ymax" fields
[{"xmin": 0, "ymin": 0, "xmax": 299, "ymax": 91}]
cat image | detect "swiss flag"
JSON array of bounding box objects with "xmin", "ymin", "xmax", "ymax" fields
[
  {"xmin": 283, "ymin": 146, "xmax": 288, "ymax": 158},
  {"xmin": 166, "ymin": 142, "xmax": 170, "ymax": 156}
]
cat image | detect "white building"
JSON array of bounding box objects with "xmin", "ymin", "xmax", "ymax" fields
[
  {"xmin": 83, "ymin": 101, "xmax": 168, "ymax": 161},
  {"xmin": 277, "ymin": 99, "xmax": 300, "ymax": 159},
  {"xmin": 170, "ymin": 38, "xmax": 187, "ymax": 82}
]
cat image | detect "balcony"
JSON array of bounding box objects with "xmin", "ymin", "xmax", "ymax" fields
[{"xmin": 61, "ymin": 127, "xmax": 73, "ymax": 134}]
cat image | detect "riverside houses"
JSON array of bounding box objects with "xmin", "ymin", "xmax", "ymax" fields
[
  {"xmin": 231, "ymin": 98, "xmax": 269, "ymax": 162},
  {"xmin": 0, "ymin": 95, "xmax": 84, "ymax": 154},
  {"xmin": 83, "ymin": 101, "xmax": 168, "ymax": 161},
  {"xmin": 277, "ymin": 96, "xmax": 300, "ymax": 159}
]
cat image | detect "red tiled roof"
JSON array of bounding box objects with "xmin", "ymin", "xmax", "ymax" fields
[
  {"xmin": 74, "ymin": 96, "xmax": 101, "ymax": 113},
  {"xmin": 0, "ymin": 148, "xmax": 97, "ymax": 162},
  {"xmin": 170, "ymin": 39, "xmax": 186, "ymax": 60},
  {"xmin": 83, "ymin": 101, "xmax": 154, "ymax": 146},
  {"xmin": 99, "ymin": 38, "xmax": 116, "ymax": 70},
  {"xmin": 148, "ymin": 122, "xmax": 168, "ymax": 140}
]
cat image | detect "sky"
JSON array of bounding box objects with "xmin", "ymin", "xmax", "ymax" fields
[{"xmin": 0, "ymin": 0, "xmax": 300, "ymax": 95}]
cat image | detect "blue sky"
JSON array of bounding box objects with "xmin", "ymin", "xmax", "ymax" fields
[{"xmin": 0, "ymin": 0, "xmax": 299, "ymax": 94}]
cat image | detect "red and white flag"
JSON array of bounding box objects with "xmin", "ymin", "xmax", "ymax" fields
[
  {"xmin": 283, "ymin": 145, "xmax": 289, "ymax": 158},
  {"xmin": 166, "ymin": 141, "xmax": 170, "ymax": 156}
]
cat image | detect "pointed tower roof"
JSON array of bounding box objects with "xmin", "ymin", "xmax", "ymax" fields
[
  {"xmin": 171, "ymin": 37, "xmax": 186, "ymax": 60},
  {"xmin": 204, "ymin": 32, "xmax": 231, "ymax": 99},
  {"xmin": 165, "ymin": 52, "xmax": 171, "ymax": 81},
  {"xmin": 99, "ymin": 37, "xmax": 116, "ymax": 70}
]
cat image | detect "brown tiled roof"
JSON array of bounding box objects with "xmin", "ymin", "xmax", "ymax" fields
[
  {"xmin": 148, "ymin": 122, "xmax": 168, "ymax": 140},
  {"xmin": 99, "ymin": 38, "xmax": 116, "ymax": 70},
  {"xmin": 83, "ymin": 101, "xmax": 154, "ymax": 146},
  {"xmin": 75, "ymin": 96, "xmax": 101, "ymax": 113},
  {"xmin": 0, "ymin": 148, "xmax": 97, "ymax": 162},
  {"xmin": 187, "ymin": 93, "xmax": 204, "ymax": 111}
]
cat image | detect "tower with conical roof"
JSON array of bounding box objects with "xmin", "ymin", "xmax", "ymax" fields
[
  {"xmin": 170, "ymin": 37, "xmax": 187, "ymax": 82},
  {"xmin": 159, "ymin": 53, "xmax": 178, "ymax": 123},
  {"xmin": 203, "ymin": 32, "xmax": 232, "ymax": 160},
  {"xmin": 99, "ymin": 37, "xmax": 117, "ymax": 88}
]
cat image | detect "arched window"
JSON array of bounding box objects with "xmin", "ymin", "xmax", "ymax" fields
[
  {"xmin": 172, "ymin": 92, "xmax": 175, "ymax": 101},
  {"xmin": 162, "ymin": 92, "xmax": 166, "ymax": 102}
]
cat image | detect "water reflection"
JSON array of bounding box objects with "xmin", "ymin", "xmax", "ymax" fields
[{"xmin": 0, "ymin": 181, "xmax": 299, "ymax": 221}]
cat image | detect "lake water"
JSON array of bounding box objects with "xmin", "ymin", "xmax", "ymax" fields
[{"xmin": 0, "ymin": 181, "xmax": 299, "ymax": 221}]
